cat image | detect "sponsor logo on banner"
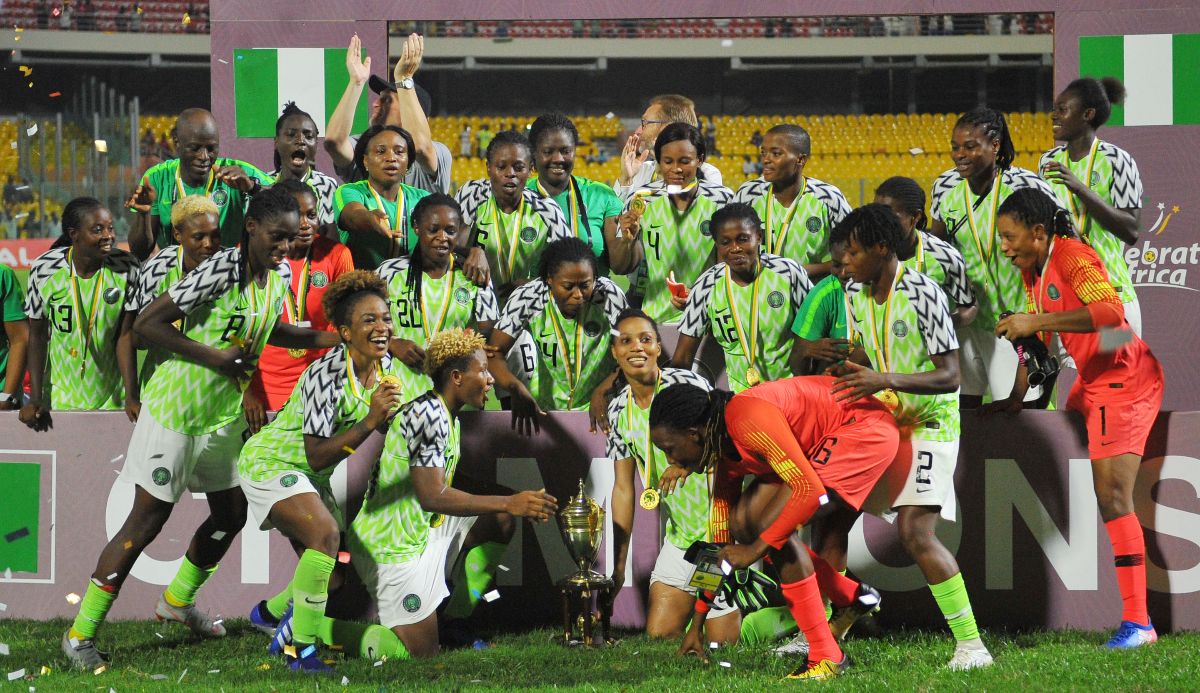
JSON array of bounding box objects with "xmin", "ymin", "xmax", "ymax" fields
[{"xmin": 1126, "ymin": 202, "xmax": 1198, "ymax": 291}]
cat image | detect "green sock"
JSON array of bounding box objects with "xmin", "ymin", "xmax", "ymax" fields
[
  {"xmin": 738, "ymin": 606, "xmax": 797, "ymax": 645},
  {"xmin": 929, "ymin": 573, "xmax": 980, "ymax": 642},
  {"xmin": 444, "ymin": 542, "xmax": 506, "ymax": 620},
  {"xmin": 69, "ymin": 581, "xmax": 117, "ymax": 641},
  {"xmin": 291, "ymin": 549, "xmax": 337, "ymax": 645},
  {"xmin": 163, "ymin": 556, "xmax": 216, "ymax": 607},
  {"xmin": 316, "ymin": 618, "xmax": 409, "ymax": 661},
  {"xmin": 264, "ymin": 581, "xmax": 293, "ymax": 620}
]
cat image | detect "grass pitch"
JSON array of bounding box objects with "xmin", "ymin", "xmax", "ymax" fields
[{"xmin": 1, "ymin": 618, "xmax": 1197, "ymax": 691}]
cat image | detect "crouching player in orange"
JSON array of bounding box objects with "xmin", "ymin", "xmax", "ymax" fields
[
  {"xmin": 994, "ymin": 188, "xmax": 1164, "ymax": 648},
  {"xmin": 648, "ymin": 377, "xmax": 899, "ymax": 680}
]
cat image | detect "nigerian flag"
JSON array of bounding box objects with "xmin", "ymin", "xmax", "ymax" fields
[
  {"xmin": 1079, "ymin": 33, "xmax": 1200, "ymax": 126},
  {"xmin": 233, "ymin": 47, "xmax": 370, "ymax": 138}
]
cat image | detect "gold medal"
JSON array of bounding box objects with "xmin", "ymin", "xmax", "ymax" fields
[
  {"xmin": 639, "ymin": 487, "xmax": 661, "ymax": 510},
  {"xmin": 430, "ymin": 513, "xmax": 445, "ymax": 528},
  {"xmin": 288, "ymin": 348, "xmax": 306, "ymax": 359},
  {"xmin": 877, "ymin": 388, "xmax": 900, "ymax": 410},
  {"xmin": 630, "ymin": 194, "xmax": 647, "ymax": 218},
  {"xmin": 380, "ymin": 374, "xmax": 402, "ymax": 389},
  {"xmin": 746, "ymin": 366, "xmax": 763, "ymax": 387}
]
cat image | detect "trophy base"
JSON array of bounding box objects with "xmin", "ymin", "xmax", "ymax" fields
[{"xmin": 557, "ymin": 571, "xmax": 615, "ymax": 647}]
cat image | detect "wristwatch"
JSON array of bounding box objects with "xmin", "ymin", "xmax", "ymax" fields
[{"xmin": 396, "ymin": 77, "xmax": 415, "ymax": 90}]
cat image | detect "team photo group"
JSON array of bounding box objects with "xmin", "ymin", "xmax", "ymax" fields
[{"xmin": 3, "ymin": 31, "xmax": 1165, "ymax": 682}]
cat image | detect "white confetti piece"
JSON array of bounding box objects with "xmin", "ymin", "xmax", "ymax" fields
[
  {"xmin": 207, "ymin": 669, "xmax": 219, "ymax": 674},
  {"xmin": 94, "ymin": 139, "xmax": 108, "ymax": 153},
  {"xmin": 26, "ymin": 124, "xmax": 37, "ymax": 136},
  {"xmin": 218, "ymin": 59, "xmax": 229, "ymax": 64},
  {"xmin": 709, "ymin": 642, "xmax": 719, "ymax": 649},
  {"xmin": 151, "ymin": 674, "xmax": 167, "ymax": 680},
  {"xmin": 483, "ymin": 590, "xmax": 500, "ymax": 603},
  {"xmin": 110, "ymin": 455, "xmax": 123, "ymax": 463},
  {"xmin": 0, "ymin": 602, "xmax": 6, "ymax": 611},
  {"xmin": 28, "ymin": 686, "xmax": 34, "ymax": 692},
  {"xmin": 65, "ymin": 593, "xmax": 80, "ymax": 605},
  {"xmin": 373, "ymin": 660, "xmax": 383, "ymax": 667},
  {"xmin": 177, "ymin": 668, "xmax": 187, "ymax": 683},
  {"xmin": 721, "ymin": 39, "xmax": 733, "ymax": 47},
  {"xmin": 210, "ymin": 530, "xmax": 226, "ymax": 541},
  {"xmin": 0, "ymin": 643, "xmax": 8, "ymax": 655},
  {"xmin": 719, "ymin": 661, "xmax": 731, "ymax": 668},
  {"xmin": 154, "ymin": 632, "xmax": 163, "ymax": 639},
  {"xmin": 106, "ymin": 573, "xmax": 118, "ymax": 580},
  {"xmin": 4, "ymin": 568, "xmax": 12, "ymax": 580},
  {"xmin": 340, "ymin": 676, "xmax": 349, "ymax": 686},
  {"xmin": 908, "ymin": 147, "xmax": 925, "ymax": 155},
  {"xmin": 497, "ymin": 564, "xmax": 510, "ymax": 572},
  {"xmin": 7, "ymin": 669, "xmax": 24, "ymax": 681}
]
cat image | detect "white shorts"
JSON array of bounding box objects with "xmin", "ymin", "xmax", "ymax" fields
[
  {"xmin": 241, "ymin": 471, "xmax": 341, "ymax": 532},
  {"xmin": 650, "ymin": 541, "xmax": 737, "ymax": 618},
  {"xmin": 889, "ymin": 437, "xmax": 959, "ymax": 522},
  {"xmin": 354, "ymin": 514, "xmax": 476, "ymax": 628},
  {"xmin": 958, "ymin": 325, "xmax": 1040, "ymax": 402},
  {"xmin": 119, "ymin": 408, "xmax": 245, "ymax": 503}
]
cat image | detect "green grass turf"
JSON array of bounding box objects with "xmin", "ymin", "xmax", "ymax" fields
[{"xmin": 1, "ymin": 620, "xmax": 1197, "ymax": 691}]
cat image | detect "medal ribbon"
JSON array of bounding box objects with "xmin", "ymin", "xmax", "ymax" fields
[
  {"xmin": 865, "ymin": 264, "xmax": 905, "ymax": 375},
  {"xmin": 764, "ymin": 178, "xmax": 806, "ymax": 255},
  {"xmin": 914, "ymin": 232, "xmax": 926, "ymax": 275},
  {"xmin": 242, "ymin": 275, "xmax": 278, "ymax": 353},
  {"xmin": 1062, "ymin": 137, "xmax": 1101, "ymax": 241},
  {"xmin": 490, "ymin": 194, "xmax": 526, "ymax": 283},
  {"xmin": 284, "ymin": 251, "xmax": 311, "ymax": 325},
  {"xmin": 1034, "ymin": 237, "xmax": 1057, "ymax": 346},
  {"xmin": 174, "ymin": 165, "xmax": 215, "ymax": 203},
  {"xmin": 368, "ymin": 182, "xmax": 406, "ymax": 257},
  {"xmin": 67, "ymin": 247, "xmax": 105, "ymax": 374},
  {"xmin": 724, "ymin": 263, "xmax": 761, "ymax": 374},
  {"xmin": 546, "ymin": 297, "xmax": 585, "ymax": 401},
  {"xmin": 419, "ymin": 257, "xmax": 457, "ymax": 341},
  {"xmin": 961, "ymin": 173, "xmax": 1003, "ymax": 288},
  {"xmin": 345, "ymin": 349, "xmax": 385, "ymax": 405},
  {"xmin": 625, "ymin": 373, "xmax": 662, "ymax": 497}
]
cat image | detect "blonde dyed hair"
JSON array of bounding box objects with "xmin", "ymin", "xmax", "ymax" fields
[
  {"xmin": 425, "ymin": 328, "xmax": 486, "ymax": 383},
  {"xmin": 321, "ymin": 270, "xmax": 388, "ymax": 328},
  {"xmin": 170, "ymin": 194, "xmax": 220, "ymax": 228}
]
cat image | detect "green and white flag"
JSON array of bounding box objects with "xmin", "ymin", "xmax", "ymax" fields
[
  {"xmin": 232, "ymin": 47, "xmax": 369, "ymax": 138},
  {"xmin": 1079, "ymin": 33, "xmax": 1200, "ymax": 126}
]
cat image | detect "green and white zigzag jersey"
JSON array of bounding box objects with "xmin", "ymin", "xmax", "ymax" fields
[
  {"xmin": 129, "ymin": 245, "xmax": 188, "ymax": 386},
  {"xmin": 678, "ymin": 253, "xmax": 811, "ymax": 392},
  {"xmin": 607, "ymin": 368, "xmax": 713, "ymax": 549},
  {"xmin": 904, "ymin": 231, "xmax": 975, "ymax": 309},
  {"xmin": 238, "ymin": 345, "xmax": 403, "ymax": 489},
  {"xmin": 495, "ymin": 276, "xmax": 628, "ymax": 411},
  {"xmin": 845, "ymin": 268, "xmax": 960, "ymax": 441},
  {"xmin": 625, "ymin": 180, "xmax": 733, "ymax": 324},
  {"xmin": 350, "ymin": 391, "xmax": 460, "ymax": 564},
  {"xmin": 24, "ymin": 246, "xmax": 140, "ymax": 410},
  {"xmin": 733, "ymin": 177, "xmax": 851, "ymax": 266},
  {"xmin": 377, "ymin": 256, "xmax": 499, "ymax": 405},
  {"xmin": 142, "ymin": 247, "xmax": 286, "ymax": 435},
  {"xmin": 930, "ymin": 166, "xmax": 1058, "ymax": 329},
  {"xmin": 454, "ymin": 179, "xmax": 571, "ymax": 288},
  {"xmin": 268, "ymin": 168, "xmax": 340, "ymax": 228},
  {"xmin": 1040, "ymin": 140, "xmax": 1143, "ymax": 304}
]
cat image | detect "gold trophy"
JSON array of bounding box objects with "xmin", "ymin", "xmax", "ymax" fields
[{"xmin": 557, "ymin": 479, "xmax": 614, "ymax": 646}]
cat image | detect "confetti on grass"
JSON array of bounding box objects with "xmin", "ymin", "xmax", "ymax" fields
[
  {"xmin": 0, "ymin": 643, "xmax": 9, "ymax": 655},
  {"xmin": 7, "ymin": 669, "xmax": 24, "ymax": 681},
  {"xmin": 65, "ymin": 593, "xmax": 80, "ymax": 605},
  {"xmin": 719, "ymin": 661, "xmax": 731, "ymax": 668},
  {"xmin": 177, "ymin": 668, "xmax": 187, "ymax": 683},
  {"xmin": 151, "ymin": 674, "xmax": 167, "ymax": 680}
]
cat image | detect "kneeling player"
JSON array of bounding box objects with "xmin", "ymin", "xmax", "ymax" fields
[
  {"xmin": 649, "ymin": 377, "xmax": 899, "ymax": 680},
  {"xmin": 348, "ymin": 328, "xmax": 558, "ymax": 657}
]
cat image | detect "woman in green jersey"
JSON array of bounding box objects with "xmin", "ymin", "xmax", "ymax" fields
[
  {"xmin": 672, "ymin": 203, "xmax": 811, "ymax": 392},
  {"xmin": 334, "ymin": 124, "xmax": 431, "ymax": 269},
  {"xmin": 1040, "ymin": 77, "xmax": 1145, "ymax": 335},
  {"xmin": 618, "ymin": 122, "xmax": 733, "ymax": 325},
  {"xmin": 378, "ymin": 194, "xmax": 499, "ymax": 404},
  {"xmin": 239, "ymin": 271, "xmax": 407, "ymax": 672},
  {"xmin": 21, "ymin": 197, "xmax": 140, "ymax": 430},
  {"xmin": 526, "ymin": 112, "xmax": 636, "ymax": 276},
  {"xmin": 487, "ymin": 237, "xmax": 628, "ymax": 434},
  {"xmin": 60, "ymin": 188, "xmax": 339, "ymax": 670},
  {"xmin": 456, "ymin": 130, "xmax": 571, "ymax": 300},
  {"xmin": 605, "ymin": 309, "xmax": 741, "ymax": 642}
]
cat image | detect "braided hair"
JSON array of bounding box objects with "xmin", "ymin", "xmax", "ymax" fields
[
  {"xmin": 1063, "ymin": 77, "xmax": 1127, "ymax": 129},
  {"xmin": 875, "ymin": 176, "xmax": 927, "ymax": 231},
  {"xmin": 485, "ymin": 129, "xmax": 533, "ymax": 164},
  {"xmin": 538, "ymin": 236, "xmax": 597, "ymax": 282},
  {"xmin": 955, "ymin": 107, "xmax": 1015, "ymax": 171},
  {"xmin": 405, "ymin": 193, "xmax": 462, "ymax": 306},
  {"xmin": 241, "ymin": 186, "xmax": 299, "ymax": 286},
  {"xmin": 830, "ymin": 203, "xmax": 908, "ymax": 259},
  {"xmin": 709, "ymin": 202, "xmax": 763, "ymax": 242},
  {"xmin": 272, "ymin": 102, "xmax": 318, "ymax": 171},
  {"xmin": 997, "ymin": 188, "xmax": 1077, "ymax": 238},
  {"xmin": 649, "ymin": 383, "xmax": 734, "ymax": 472},
  {"xmin": 52, "ymin": 196, "xmax": 106, "ymax": 249}
]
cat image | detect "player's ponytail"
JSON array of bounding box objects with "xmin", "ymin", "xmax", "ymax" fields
[
  {"xmin": 955, "ymin": 108, "xmax": 1015, "ymax": 171},
  {"xmin": 1064, "ymin": 76, "xmax": 1127, "ymax": 129},
  {"xmin": 55, "ymin": 196, "xmax": 106, "ymax": 249},
  {"xmin": 997, "ymin": 188, "xmax": 1077, "ymax": 239}
]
